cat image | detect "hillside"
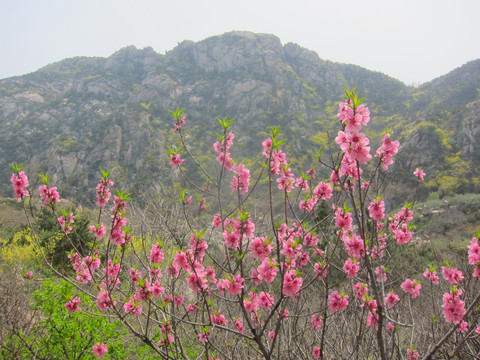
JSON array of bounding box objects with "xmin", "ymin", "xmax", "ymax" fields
[{"xmin": 0, "ymin": 31, "xmax": 479, "ymax": 203}]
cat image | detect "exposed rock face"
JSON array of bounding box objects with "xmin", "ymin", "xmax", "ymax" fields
[
  {"xmin": 461, "ymin": 99, "xmax": 480, "ymax": 155},
  {"xmin": 0, "ymin": 31, "xmax": 479, "ymax": 201}
]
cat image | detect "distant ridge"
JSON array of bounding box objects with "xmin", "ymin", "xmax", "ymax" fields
[{"xmin": 0, "ymin": 31, "xmax": 479, "ymax": 202}]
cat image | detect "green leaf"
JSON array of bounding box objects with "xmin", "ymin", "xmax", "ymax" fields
[
  {"xmin": 116, "ymin": 189, "xmax": 132, "ymax": 201},
  {"xmin": 100, "ymin": 168, "xmax": 110, "ymax": 180},
  {"xmin": 317, "ymin": 146, "xmax": 323, "ymax": 160},
  {"xmin": 273, "ymin": 138, "xmax": 286, "ymax": 149},
  {"xmin": 169, "ymin": 107, "xmax": 184, "ymax": 119},
  {"xmin": 10, "ymin": 162, "xmax": 24, "ymax": 173},
  {"xmin": 38, "ymin": 173, "xmax": 49, "ymax": 185}
]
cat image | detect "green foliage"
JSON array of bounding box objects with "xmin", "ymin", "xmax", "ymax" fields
[
  {"xmin": 34, "ymin": 207, "xmax": 93, "ymax": 271},
  {"xmin": 1, "ymin": 279, "xmax": 155, "ymax": 359}
]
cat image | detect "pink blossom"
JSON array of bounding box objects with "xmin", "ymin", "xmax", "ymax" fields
[
  {"xmin": 343, "ymin": 258, "xmax": 359, "ymax": 279},
  {"xmin": 212, "ymin": 214, "xmax": 222, "ymax": 228},
  {"xmin": 58, "ymin": 213, "xmax": 74, "ymax": 234},
  {"xmin": 174, "ymin": 295, "xmax": 184, "ymax": 306},
  {"xmin": 187, "ymin": 304, "xmax": 198, "ymax": 313},
  {"xmin": 262, "ymin": 138, "xmax": 272, "ymax": 158},
  {"xmin": 393, "ymin": 223, "xmax": 413, "ymax": 245},
  {"xmin": 256, "ymin": 258, "xmax": 277, "ymax": 284},
  {"xmin": 97, "ymin": 290, "xmax": 115, "ymax": 310},
  {"xmin": 312, "ymin": 346, "xmax": 321, "ymax": 359},
  {"xmin": 394, "ymin": 206, "xmax": 414, "ymax": 223},
  {"xmin": 170, "ymin": 154, "xmax": 184, "ymax": 167},
  {"xmin": 223, "ymin": 228, "xmax": 241, "ymax": 249},
  {"xmin": 190, "ymin": 233, "xmax": 208, "ymax": 260},
  {"xmin": 89, "ymin": 223, "xmax": 106, "ymax": 239},
  {"xmin": 468, "ymin": 237, "xmax": 480, "ymax": 265},
  {"xmin": 442, "ymin": 289, "xmax": 466, "ymax": 324},
  {"xmin": 299, "ymin": 198, "xmax": 315, "ymax": 212},
  {"xmin": 337, "ymin": 100, "xmax": 354, "ymax": 125},
  {"xmin": 375, "ymin": 134, "xmax": 400, "ymax": 171},
  {"xmin": 303, "ymin": 233, "xmax": 319, "ymax": 247},
  {"xmin": 219, "ymin": 274, "xmax": 244, "ymax": 296},
  {"xmin": 368, "ymin": 199, "xmax": 385, "ymax": 221},
  {"xmin": 198, "ymin": 331, "xmax": 210, "ymax": 343},
  {"xmin": 279, "ymin": 309, "xmax": 289, "ymax": 319},
  {"xmin": 401, "ymin": 279, "xmax": 421, "ymax": 299},
  {"xmin": 343, "ymin": 233, "xmax": 365, "ymax": 259},
  {"xmin": 423, "ymin": 268, "xmax": 439, "ymax": 284},
  {"xmin": 337, "ymin": 100, "xmax": 370, "ymax": 132},
  {"xmin": 103, "ymin": 260, "xmax": 121, "ymax": 286},
  {"xmin": 385, "ymin": 292, "xmax": 399, "ymax": 308},
  {"xmin": 95, "ymin": 178, "xmax": 113, "ymax": 207},
  {"xmin": 150, "ymin": 243, "xmax": 165, "ymax": 264},
  {"xmin": 109, "ymin": 214, "xmax": 127, "ymax": 246},
  {"xmin": 270, "ymin": 150, "xmax": 287, "ymax": 175},
  {"xmin": 244, "ymin": 293, "xmax": 260, "ymax": 312},
  {"xmin": 92, "ymin": 343, "xmax": 108, "ymax": 358},
  {"xmin": 173, "ymin": 251, "xmax": 190, "ymax": 271},
  {"xmin": 311, "ymin": 314, "xmax": 322, "ymax": 331},
  {"xmin": 213, "ymin": 132, "xmax": 235, "ymax": 170},
  {"xmin": 239, "ymin": 218, "xmax": 255, "ymax": 238},
  {"xmin": 328, "ymin": 291, "xmax": 349, "ymax": 312},
  {"xmin": 353, "ymin": 282, "xmax": 368, "ymax": 300},
  {"xmin": 10, "ymin": 171, "xmax": 29, "ymax": 201},
  {"xmin": 406, "ymin": 348, "xmax": 419, "ymax": 360},
  {"xmin": 38, "ymin": 185, "xmax": 60, "ymax": 207},
  {"xmin": 367, "ymin": 311, "xmax": 379, "ymax": 328},
  {"xmin": 282, "ymin": 270, "xmax": 303, "ymax": 298},
  {"xmin": 276, "ymin": 166, "xmax": 295, "ymax": 192},
  {"xmin": 313, "ymin": 181, "xmax": 332, "ymax": 201},
  {"xmin": 442, "ymin": 267, "xmax": 464, "ymax": 285},
  {"xmin": 335, "ymin": 208, "xmax": 353, "ymax": 230},
  {"xmin": 124, "ymin": 299, "xmax": 142, "ymax": 316},
  {"xmin": 152, "ymin": 281, "xmax": 165, "ymax": 298},
  {"xmin": 65, "ymin": 297, "xmax": 82, "ymax": 313},
  {"xmin": 336, "ymin": 131, "xmax": 372, "ymax": 164},
  {"xmin": 234, "ymin": 317, "xmax": 245, "ymax": 333},
  {"xmin": 314, "ymin": 262, "xmax": 328, "ymax": 279},
  {"xmin": 186, "ymin": 271, "xmax": 207, "ymax": 293},
  {"xmin": 339, "ymin": 155, "xmax": 362, "ymax": 179},
  {"xmin": 259, "ymin": 292, "xmax": 274, "ymax": 310},
  {"xmin": 413, "ymin": 168, "xmax": 425, "ymax": 181},
  {"xmin": 210, "ymin": 311, "xmax": 228, "ymax": 325},
  {"xmin": 231, "ymin": 163, "xmax": 251, "ymax": 193},
  {"xmin": 158, "ymin": 333, "xmax": 174, "ymax": 347},
  {"xmin": 249, "ymin": 236, "xmax": 272, "ymax": 260},
  {"xmin": 280, "ymin": 238, "xmax": 302, "ymax": 259},
  {"xmin": 307, "ymin": 168, "xmax": 316, "ymax": 179},
  {"xmin": 375, "ymin": 266, "xmax": 387, "ymax": 282},
  {"xmin": 268, "ymin": 331, "xmax": 275, "ymax": 340},
  {"xmin": 215, "ymin": 151, "xmax": 233, "ymax": 170},
  {"xmin": 295, "ymin": 177, "xmax": 309, "ymax": 191},
  {"xmin": 130, "ymin": 268, "xmax": 142, "ymax": 283},
  {"xmin": 457, "ymin": 321, "xmax": 468, "ymax": 333}
]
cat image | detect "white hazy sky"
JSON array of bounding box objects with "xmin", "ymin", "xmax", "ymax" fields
[{"xmin": 1, "ymin": 0, "xmax": 479, "ymax": 85}]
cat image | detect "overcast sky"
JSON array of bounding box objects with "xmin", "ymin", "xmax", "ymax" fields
[{"xmin": 1, "ymin": 0, "xmax": 478, "ymax": 85}]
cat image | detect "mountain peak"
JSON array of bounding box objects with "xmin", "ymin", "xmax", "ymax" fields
[{"xmin": 104, "ymin": 45, "xmax": 161, "ymax": 75}]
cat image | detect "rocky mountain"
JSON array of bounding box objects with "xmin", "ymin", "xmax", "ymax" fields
[{"xmin": 0, "ymin": 31, "xmax": 479, "ymax": 203}]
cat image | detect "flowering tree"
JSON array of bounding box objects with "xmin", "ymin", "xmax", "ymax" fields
[{"xmin": 9, "ymin": 90, "xmax": 480, "ymax": 359}]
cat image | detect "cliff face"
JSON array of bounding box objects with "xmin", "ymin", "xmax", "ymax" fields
[{"xmin": 0, "ymin": 31, "xmax": 479, "ymax": 201}]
